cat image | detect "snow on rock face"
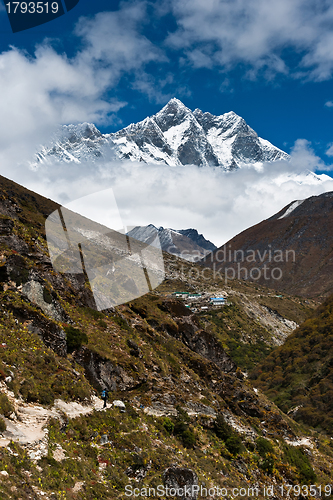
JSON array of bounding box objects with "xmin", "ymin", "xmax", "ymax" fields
[
  {"xmin": 31, "ymin": 123, "xmax": 117, "ymax": 168},
  {"xmin": 32, "ymin": 98, "xmax": 289, "ymax": 170},
  {"xmin": 127, "ymin": 224, "xmax": 217, "ymax": 262},
  {"xmin": 278, "ymin": 200, "xmax": 305, "ymax": 219},
  {"xmin": 112, "ymin": 98, "xmax": 288, "ymax": 169}
]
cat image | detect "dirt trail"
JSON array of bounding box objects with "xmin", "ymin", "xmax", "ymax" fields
[{"xmin": 0, "ymin": 382, "xmax": 108, "ymax": 452}]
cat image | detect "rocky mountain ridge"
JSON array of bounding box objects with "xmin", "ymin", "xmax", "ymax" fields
[
  {"xmin": 202, "ymin": 191, "xmax": 333, "ymax": 298},
  {"xmin": 127, "ymin": 224, "xmax": 217, "ymax": 262},
  {"xmin": 33, "ymin": 98, "xmax": 289, "ymax": 170}
]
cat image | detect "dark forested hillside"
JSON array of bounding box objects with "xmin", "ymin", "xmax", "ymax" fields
[{"xmin": 250, "ymin": 294, "xmax": 333, "ymax": 432}]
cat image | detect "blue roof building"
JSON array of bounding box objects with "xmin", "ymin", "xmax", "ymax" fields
[{"xmin": 210, "ymin": 297, "xmax": 226, "ymax": 305}]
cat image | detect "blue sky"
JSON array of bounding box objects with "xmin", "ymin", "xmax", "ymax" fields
[
  {"xmin": 1, "ymin": 0, "xmax": 333, "ymax": 244},
  {"xmin": 1, "ymin": 0, "xmax": 333, "ymax": 165}
]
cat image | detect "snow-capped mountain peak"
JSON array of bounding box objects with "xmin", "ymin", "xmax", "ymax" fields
[
  {"xmin": 32, "ymin": 98, "xmax": 289, "ymax": 170},
  {"xmin": 154, "ymin": 98, "xmax": 194, "ymax": 129},
  {"xmin": 127, "ymin": 224, "xmax": 217, "ymax": 262},
  {"xmin": 111, "ymin": 99, "xmax": 289, "ymax": 168}
]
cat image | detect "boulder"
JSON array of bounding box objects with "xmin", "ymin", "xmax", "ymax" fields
[
  {"xmin": 163, "ymin": 467, "xmax": 199, "ymax": 500},
  {"xmin": 113, "ymin": 400, "xmax": 126, "ymax": 408}
]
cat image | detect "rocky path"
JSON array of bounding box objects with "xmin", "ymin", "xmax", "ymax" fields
[
  {"xmin": 0, "ymin": 382, "xmax": 108, "ymax": 454},
  {"xmin": 229, "ymin": 290, "xmax": 298, "ymax": 345}
]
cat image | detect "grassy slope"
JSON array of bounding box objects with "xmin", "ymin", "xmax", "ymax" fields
[{"xmin": 0, "ymin": 175, "xmax": 331, "ymax": 497}]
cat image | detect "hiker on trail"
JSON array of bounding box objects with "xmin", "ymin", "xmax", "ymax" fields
[{"xmin": 101, "ymin": 388, "xmax": 108, "ymax": 408}]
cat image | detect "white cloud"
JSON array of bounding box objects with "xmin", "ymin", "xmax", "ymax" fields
[
  {"xmin": 18, "ymin": 140, "xmax": 333, "ymax": 247},
  {"xmin": 0, "ymin": 2, "xmax": 167, "ymax": 177},
  {"xmin": 166, "ymin": 0, "xmax": 333, "ymax": 81},
  {"xmin": 75, "ymin": 4, "xmax": 165, "ymax": 79},
  {"xmin": 325, "ymin": 101, "xmax": 333, "ymax": 107},
  {"xmin": 288, "ymin": 139, "xmax": 326, "ymax": 171},
  {"xmin": 326, "ymin": 144, "xmax": 333, "ymax": 157},
  {"xmin": 300, "ymin": 31, "xmax": 333, "ymax": 81}
]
